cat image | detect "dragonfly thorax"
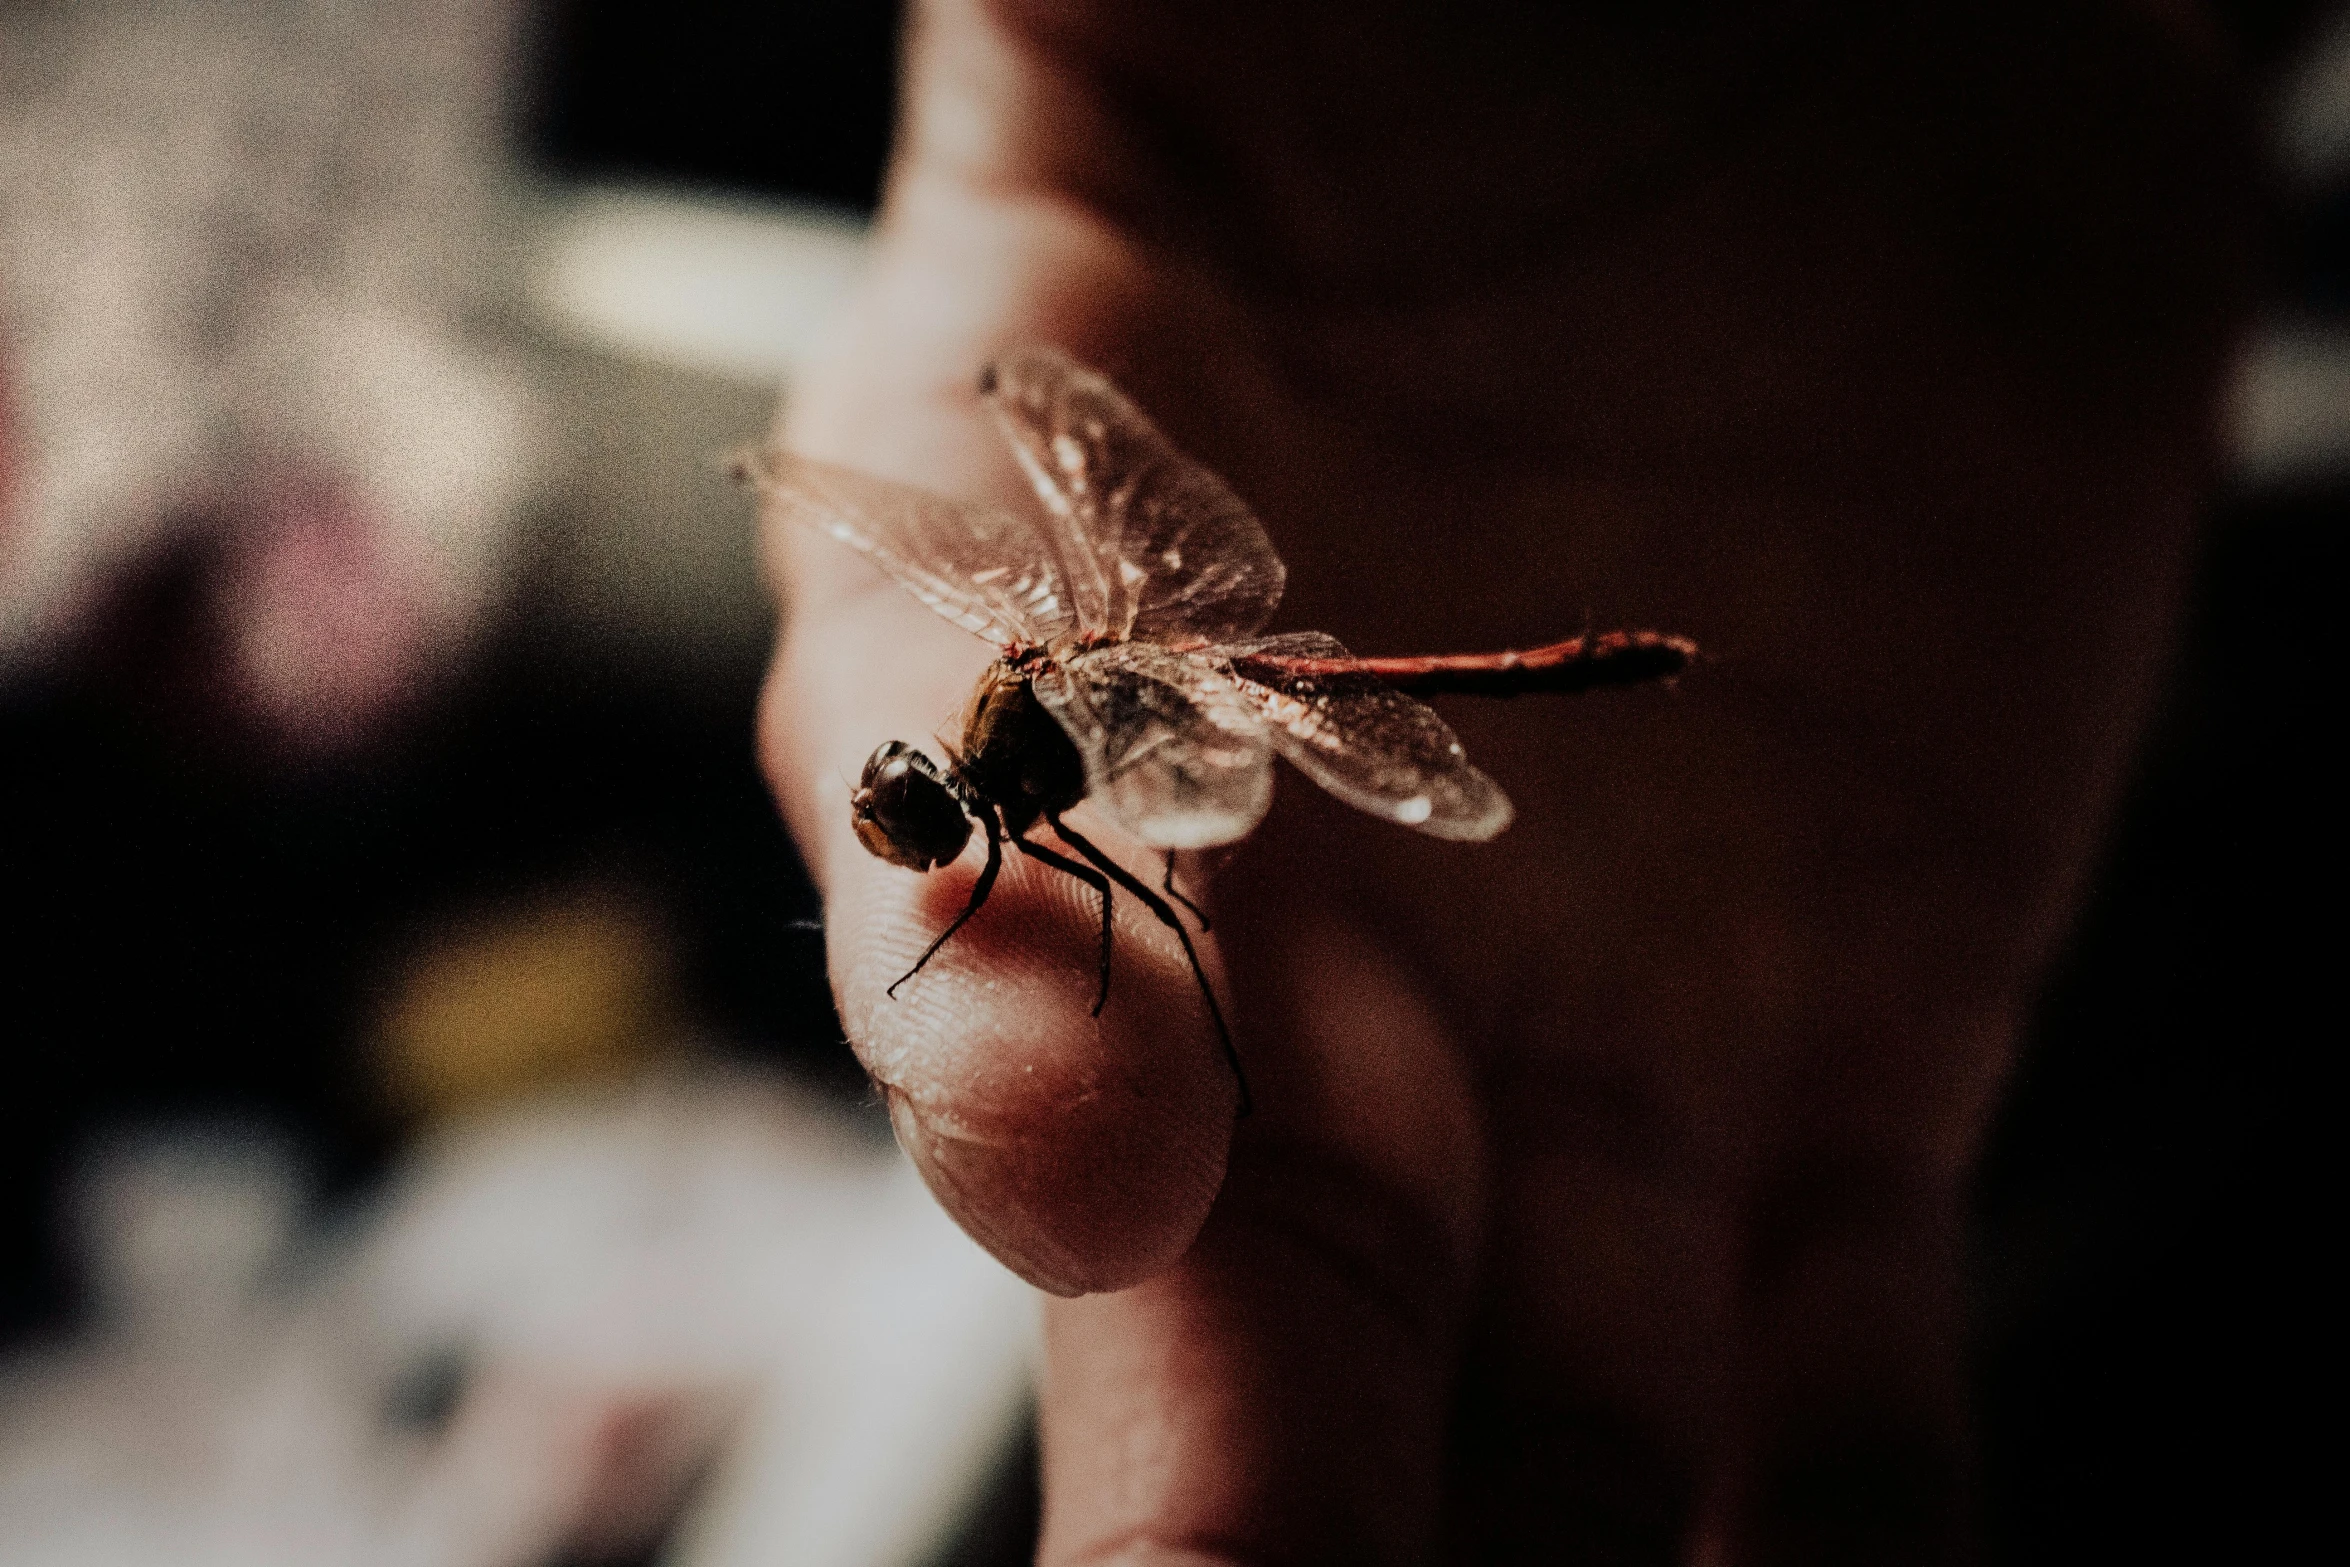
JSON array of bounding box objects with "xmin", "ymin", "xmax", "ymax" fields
[{"xmin": 958, "ymin": 662, "xmax": 1087, "ymax": 837}]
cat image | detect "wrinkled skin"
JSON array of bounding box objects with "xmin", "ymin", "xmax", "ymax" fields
[{"xmin": 757, "ymin": 3, "xmax": 2246, "ymax": 1562}]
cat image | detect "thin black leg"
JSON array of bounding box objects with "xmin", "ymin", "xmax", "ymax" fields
[
  {"xmin": 1160, "ymin": 852, "xmax": 1211, "ymax": 932},
  {"xmin": 1013, "ymin": 834, "xmax": 1115, "ymax": 1016},
  {"xmin": 1048, "ymin": 813, "xmax": 1251, "ymax": 1116},
  {"xmin": 888, "ymin": 810, "xmax": 1004, "ymax": 999}
]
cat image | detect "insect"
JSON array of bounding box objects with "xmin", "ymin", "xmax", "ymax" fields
[{"xmin": 745, "ymin": 346, "xmax": 1694, "ymax": 1108}]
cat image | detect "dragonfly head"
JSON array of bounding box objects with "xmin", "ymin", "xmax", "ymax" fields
[{"xmin": 850, "ymin": 742, "xmax": 973, "ymax": 872}]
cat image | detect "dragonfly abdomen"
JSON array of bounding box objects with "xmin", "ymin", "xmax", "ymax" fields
[{"xmin": 1233, "ymin": 629, "xmax": 1697, "ymax": 698}]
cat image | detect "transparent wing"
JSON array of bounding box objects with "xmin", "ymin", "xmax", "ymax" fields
[
  {"xmin": 982, "ymin": 345, "xmax": 1286, "ymax": 644},
  {"xmin": 742, "ymin": 449, "xmax": 1080, "ymax": 646},
  {"xmin": 1031, "ymin": 643, "xmax": 1276, "ymax": 850},
  {"xmin": 1213, "ymin": 632, "xmax": 1514, "ymax": 841}
]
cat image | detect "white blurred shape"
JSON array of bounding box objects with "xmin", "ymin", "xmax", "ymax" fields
[
  {"xmin": 223, "ymin": 285, "xmax": 541, "ymax": 634},
  {"xmin": 0, "ymin": 1069, "xmax": 1037, "ymax": 1567},
  {"xmin": 0, "ymin": 0, "xmax": 543, "ymax": 712},
  {"xmin": 2275, "ymin": 7, "xmax": 2350, "ymax": 191},
  {"xmin": 2227, "ymin": 317, "xmax": 2350, "ymax": 488},
  {"xmin": 526, "ymin": 186, "xmax": 869, "ymax": 387},
  {"xmin": 67, "ymin": 1126, "xmax": 304, "ymax": 1341},
  {"xmin": 673, "ymin": 1161, "xmax": 1036, "ymax": 1567}
]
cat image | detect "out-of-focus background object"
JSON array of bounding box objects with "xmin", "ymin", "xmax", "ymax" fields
[
  {"xmin": 0, "ymin": 0, "xmax": 545, "ymax": 748},
  {"xmin": 0, "ymin": 1077, "xmax": 1032, "ymax": 1567},
  {"xmin": 0, "ymin": 3, "xmax": 1047, "ymax": 1563},
  {"xmin": 0, "ymin": 2, "xmax": 2338, "ymax": 1563}
]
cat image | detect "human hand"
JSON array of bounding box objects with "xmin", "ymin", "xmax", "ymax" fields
[{"xmin": 758, "ymin": 3, "xmax": 2245, "ymax": 1560}]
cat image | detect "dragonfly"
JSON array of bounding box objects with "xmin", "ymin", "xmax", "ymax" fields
[{"xmin": 745, "ymin": 345, "xmax": 1695, "ymax": 1109}]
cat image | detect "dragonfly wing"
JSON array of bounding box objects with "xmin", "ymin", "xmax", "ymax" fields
[
  {"xmin": 744, "ymin": 449, "xmax": 1080, "ymax": 646},
  {"xmin": 982, "ymin": 345, "xmax": 1286, "ymax": 644},
  {"xmin": 1214, "ymin": 632, "xmax": 1515, "ymax": 841},
  {"xmin": 1031, "ymin": 643, "xmax": 1276, "ymax": 850}
]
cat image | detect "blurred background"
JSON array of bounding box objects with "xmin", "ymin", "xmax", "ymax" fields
[{"xmin": 0, "ymin": 2, "xmax": 2337, "ymax": 1563}]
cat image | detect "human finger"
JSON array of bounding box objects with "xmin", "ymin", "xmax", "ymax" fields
[
  {"xmin": 1724, "ymin": 1131, "xmax": 1984, "ymax": 1563},
  {"xmin": 757, "ymin": 322, "xmax": 1242, "ymax": 1295},
  {"xmin": 1034, "ymin": 905, "xmax": 1487, "ymax": 1565}
]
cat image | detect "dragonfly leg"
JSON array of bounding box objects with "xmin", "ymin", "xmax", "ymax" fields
[
  {"xmin": 1160, "ymin": 851, "xmax": 1211, "ymax": 932},
  {"xmin": 1011, "ymin": 833, "xmax": 1115, "ymax": 1015},
  {"xmin": 1047, "ymin": 813, "xmax": 1249, "ymax": 1117},
  {"xmin": 888, "ymin": 809, "xmax": 1003, "ymax": 1000}
]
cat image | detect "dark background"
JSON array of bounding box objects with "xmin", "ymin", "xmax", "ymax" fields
[{"xmin": 0, "ymin": 4, "xmax": 2334, "ymax": 1562}]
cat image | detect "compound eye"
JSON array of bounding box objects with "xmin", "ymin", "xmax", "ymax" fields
[
  {"xmin": 850, "ymin": 742, "xmax": 972, "ymax": 872},
  {"xmin": 856, "ymin": 739, "xmax": 919, "ymax": 790}
]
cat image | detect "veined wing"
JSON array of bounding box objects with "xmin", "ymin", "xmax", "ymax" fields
[
  {"xmin": 981, "ymin": 345, "xmax": 1285, "ymax": 645},
  {"xmin": 1031, "ymin": 643, "xmax": 1276, "ymax": 850},
  {"xmin": 1214, "ymin": 632, "xmax": 1514, "ymax": 842},
  {"xmin": 743, "ymin": 449, "xmax": 1080, "ymax": 646}
]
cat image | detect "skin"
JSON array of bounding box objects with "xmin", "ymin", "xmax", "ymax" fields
[{"xmin": 758, "ymin": 3, "xmax": 2248, "ymax": 1562}]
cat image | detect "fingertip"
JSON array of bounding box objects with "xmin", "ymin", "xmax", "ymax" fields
[
  {"xmin": 883, "ymin": 1085, "xmax": 1098, "ymax": 1298},
  {"xmin": 875, "ymin": 1008, "xmax": 1237, "ymax": 1296},
  {"xmin": 836, "ymin": 856, "xmax": 1240, "ymax": 1296}
]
